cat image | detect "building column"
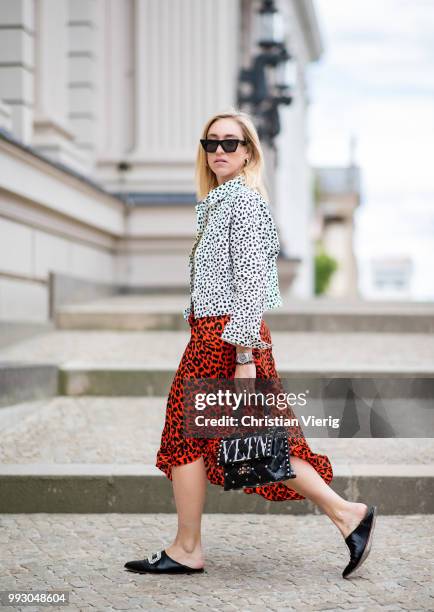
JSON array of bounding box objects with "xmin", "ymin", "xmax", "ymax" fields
[
  {"xmin": 93, "ymin": 0, "xmax": 136, "ymax": 189},
  {"xmin": 32, "ymin": 0, "xmax": 88, "ymax": 172},
  {"xmin": 112, "ymin": 0, "xmax": 240, "ymax": 194},
  {"xmin": 275, "ymin": 89, "xmax": 314, "ymax": 298},
  {"xmin": 0, "ymin": 0, "xmax": 35, "ymax": 143},
  {"xmin": 0, "ymin": 100, "xmax": 12, "ymax": 132},
  {"xmin": 67, "ymin": 0, "xmax": 101, "ymax": 167}
]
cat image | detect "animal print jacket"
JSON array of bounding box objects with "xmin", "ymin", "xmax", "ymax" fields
[{"xmin": 183, "ymin": 173, "xmax": 283, "ymax": 350}]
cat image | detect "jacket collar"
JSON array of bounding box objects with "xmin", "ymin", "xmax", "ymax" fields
[
  {"xmin": 194, "ymin": 174, "xmax": 246, "ymax": 234},
  {"xmin": 198, "ymin": 173, "xmax": 246, "ymax": 207}
]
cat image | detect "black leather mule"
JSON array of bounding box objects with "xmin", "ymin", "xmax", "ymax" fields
[
  {"xmin": 342, "ymin": 505, "xmax": 377, "ymax": 578},
  {"xmin": 124, "ymin": 549, "xmax": 205, "ymax": 574}
]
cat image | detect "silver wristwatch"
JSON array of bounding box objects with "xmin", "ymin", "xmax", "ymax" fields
[{"xmin": 236, "ymin": 351, "xmax": 254, "ymax": 365}]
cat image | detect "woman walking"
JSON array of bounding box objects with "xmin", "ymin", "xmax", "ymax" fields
[{"xmin": 124, "ymin": 110, "xmax": 377, "ymax": 579}]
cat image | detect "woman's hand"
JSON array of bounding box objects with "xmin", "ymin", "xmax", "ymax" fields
[
  {"xmin": 234, "ymin": 362, "xmax": 256, "ymax": 395},
  {"xmin": 234, "ymin": 362, "xmax": 256, "ymax": 378}
]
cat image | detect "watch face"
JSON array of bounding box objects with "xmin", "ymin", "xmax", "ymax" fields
[{"xmin": 237, "ymin": 353, "xmax": 252, "ymax": 364}]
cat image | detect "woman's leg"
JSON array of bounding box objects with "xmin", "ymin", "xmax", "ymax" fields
[
  {"xmin": 165, "ymin": 456, "xmax": 207, "ymax": 569},
  {"xmin": 283, "ymin": 456, "xmax": 368, "ymax": 539}
]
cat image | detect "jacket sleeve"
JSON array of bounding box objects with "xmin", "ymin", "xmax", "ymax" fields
[{"xmin": 220, "ymin": 191, "xmax": 273, "ymax": 350}]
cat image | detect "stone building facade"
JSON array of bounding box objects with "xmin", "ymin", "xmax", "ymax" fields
[{"xmin": 0, "ymin": 0, "xmax": 323, "ymax": 322}]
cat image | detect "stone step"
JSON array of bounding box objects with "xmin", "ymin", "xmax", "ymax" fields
[
  {"xmin": 54, "ymin": 295, "xmax": 434, "ymax": 333},
  {"xmin": 0, "ymin": 397, "xmax": 433, "ymax": 514},
  {"xmin": 57, "ymin": 362, "xmax": 434, "ymax": 396},
  {"xmin": 1, "ymin": 329, "xmax": 433, "ymax": 375},
  {"xmin": 0, "ymin": 362, "xmax": 57, "ymax": 408},
  {"xmin": 2, "ymin": 397, "xmax": 432, "ymax": 465},
  {"xmin": 0, "ymin": 463, "xmax": 433, "ymax": 514}
]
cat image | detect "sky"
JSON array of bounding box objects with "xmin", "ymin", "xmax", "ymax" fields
[{"xmin": 307, "ymin": 0, "xmax": 434, "ymax": 300}]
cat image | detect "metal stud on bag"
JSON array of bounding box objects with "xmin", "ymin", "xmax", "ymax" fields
[{"xmin": 217, "ymin": 426, "xmax": 296, "ymax": 490}]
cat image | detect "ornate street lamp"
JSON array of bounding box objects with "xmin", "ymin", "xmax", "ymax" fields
[
  {"xmin": 257, "ymin": 0, "xmax": 285, "ymax": 48},
  {"xmin": 237, "ymin": 0, "xmax": 296, "ymax": 148},
  {"xmin": 273, "ymin": 48, "xmax": 296, "ymax": 104}
]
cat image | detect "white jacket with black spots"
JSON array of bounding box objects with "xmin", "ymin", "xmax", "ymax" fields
[{"xmin": 183, "ymin": 173, "xmax": 283, "ymax": 350}]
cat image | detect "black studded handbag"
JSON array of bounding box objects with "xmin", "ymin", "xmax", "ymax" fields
[{"xmin": 216, "ymin": 426, "xmax": 296, "ymax": 491}]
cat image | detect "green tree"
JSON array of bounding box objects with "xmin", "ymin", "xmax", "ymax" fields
[{"xmin": 314, "ymin": 245, "xmax": 338, "ymax": 295}]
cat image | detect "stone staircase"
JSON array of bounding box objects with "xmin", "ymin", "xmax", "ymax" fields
[
  {"xmin": 55, "ymin": 294, "xmax": 434, "ymax": 332},
  {"xmin": 0, "ymin": 294, "xmax": 433, "ymax": 513}
]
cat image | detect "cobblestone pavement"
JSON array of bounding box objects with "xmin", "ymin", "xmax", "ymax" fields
[
  {"xmin": 0, "ymin": 513, "xmax": 432, "ymax": 611},
  {"xmin": 1, "ymin": 329, "xmax": 434, "ymax": 369},
  {"xmin": 1, "ymin": 397, "xmax": 433, "ymax": 465}
]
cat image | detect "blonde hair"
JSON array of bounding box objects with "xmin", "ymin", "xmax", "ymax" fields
[{"xmin": 195, "ymin": 108, "xmax": 269, "ymax": 202}]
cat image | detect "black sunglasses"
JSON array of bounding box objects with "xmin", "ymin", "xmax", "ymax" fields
[{"xmin": 200, "ymin": 138, "xmax": 247, "ymax": 153}]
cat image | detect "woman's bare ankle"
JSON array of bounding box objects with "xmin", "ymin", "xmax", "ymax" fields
[
  {"xmin": 331, "ymin": 501, "xmax": 368, "ymax": 539},
  {"xmin": 165, "ymin": 540, "xmax": 205, "ymax": 568}
]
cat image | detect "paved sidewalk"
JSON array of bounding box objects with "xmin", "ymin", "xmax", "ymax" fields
[
  {"xmin": 0, "ymin": 513, "xmax": 432, "ymax": 611},
  {"xmin": 0, "ymin": 397, "xmax": 433, "ymax": 466}
]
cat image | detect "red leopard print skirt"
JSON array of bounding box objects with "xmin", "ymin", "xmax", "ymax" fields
[{"xmin": 155, "ymin": 310, "xmax": 333, "ymax": 502}]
